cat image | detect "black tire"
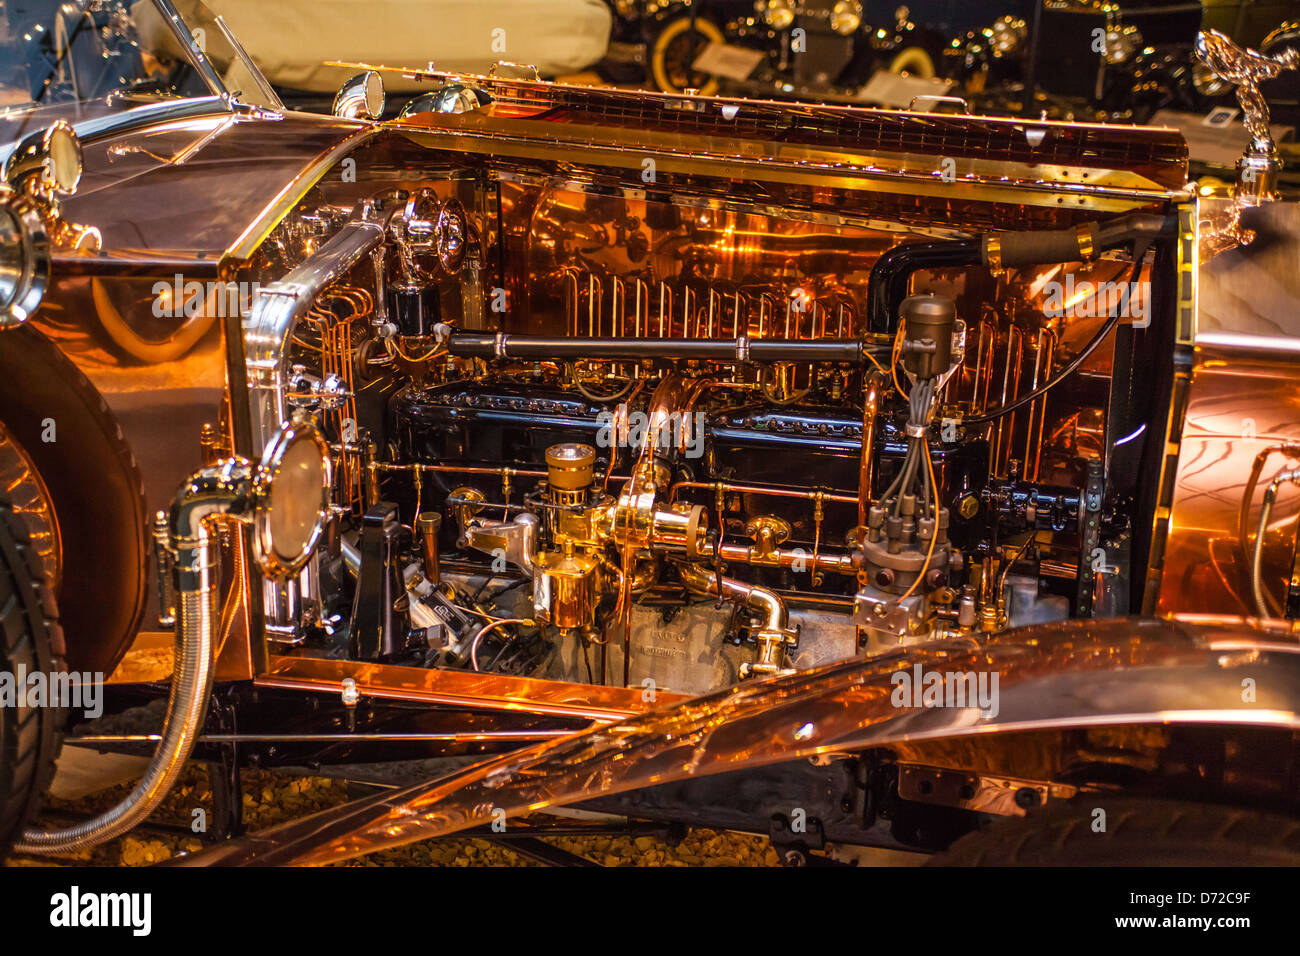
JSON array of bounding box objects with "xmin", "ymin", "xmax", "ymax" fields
[
  {"xmin": 0, "ymin": 497, "xmax": 66, "ymax": 858},
  {"xmin": 927, "ymin": 797, "xmax": 1300, "ymax": 866},
  {"xmin": 0, "ymin": 325, "xmax": 148, "ymax": 677}
]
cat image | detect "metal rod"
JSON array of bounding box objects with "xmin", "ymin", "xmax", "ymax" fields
[
  {"xmin": 66, "ymin": 731, "xmax": 574, "ymax": 745},
  {"xmin": 445, "ymin": 332, "xmax": 875, "ymax": 364}
]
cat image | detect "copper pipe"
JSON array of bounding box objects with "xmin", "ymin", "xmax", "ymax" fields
[
  {"xmin": 669, "ymin": 479, "xmax": 857, "ymax": 505},
  {"xmin": 1024, "ymin": 327, "xmax": 1056, "ymax": 481},
  {"xmin": 859, "ymin": 371, "xmax": 886, "ymax": 526}
]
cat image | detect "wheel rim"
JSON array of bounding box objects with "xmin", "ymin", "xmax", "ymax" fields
[
  {"xmin": 889, "ymin": 47, "xmax": 936, "ymax": 79},
  {"xmin": 0, "ymin": 419, "xmax": 61, "ymax": 590},
  {"xmin": 652, "ymin": 18, "xmax": 724, "ymax": 95}
]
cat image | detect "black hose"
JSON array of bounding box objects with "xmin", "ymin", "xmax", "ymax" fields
[
  {"xmin": 867, "ymin": 238, "xmax": 983, "ymax": 334},
  {"xmin": 866, "ymin": 214, "xmax": 1177, "ymax": 336}
]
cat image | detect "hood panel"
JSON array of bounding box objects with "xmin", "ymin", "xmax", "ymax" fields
[{"xmin": 56, "ymin": 110, "xmax": 362, "ymax": 265}]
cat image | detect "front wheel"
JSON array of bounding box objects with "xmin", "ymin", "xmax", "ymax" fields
[
  {"xmin": 927, "ymin": 797, "xmax": 1300, "ymax": 866},
  {"xmin": 0, "ymin": 497, "xmax": 66, "ymax": 858},
  {"xmin": 649, "ymin": 15, "xmax": 725, "ymax": 95}
]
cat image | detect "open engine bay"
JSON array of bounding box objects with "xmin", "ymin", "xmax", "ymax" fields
[{"xmin": 217, "ymin": 80, "xmax": 1190, "ymax": 704}]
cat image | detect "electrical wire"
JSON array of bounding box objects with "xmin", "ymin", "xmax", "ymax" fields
[{"xmin": 896, "ymin": 440, "xmax": 939, "ymax": 605}]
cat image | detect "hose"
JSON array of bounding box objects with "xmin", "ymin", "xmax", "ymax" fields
[
  {"xmin": 16, "ymin": 512, "xmax": 218, "ymax": 853},
  {"xmin": 1250, "ymin": 468, "xmax": 1300, "ymax": 619}
]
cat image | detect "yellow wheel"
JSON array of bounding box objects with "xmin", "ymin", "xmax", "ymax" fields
[
  {"xmin": 651, "ymin": 16, "xmax": 725, "ymax": 95},
  {"xmin": 888, "ymin": 45, "xmax": 936, "ymax": 79}
]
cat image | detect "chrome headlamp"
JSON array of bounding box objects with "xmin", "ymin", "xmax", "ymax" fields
[
  {"xmin": 3, "ymin": 120, "xmax": 83, "ymax": 197},
  {"xmin": 830, "ymin": 0, "xmax": 862, "ymax": 36},
  {"xmin": 762, "ymin": 0, "xmax": 796, "ymax": 31},
  {"xmin": 988, "ymin": 16, "xmax": 1026, "ymax": 57},
  {"xmin": 0, "ymin": 119, "xmax": 82, "ymax": 329},
  {"xmin": 251, "ymin": 419, "xmax": 333, "ymax": 577},
  {"xmin": 170, "ymin": 419, "xmax": 331, "ymax": 579},
  {"xmin": 332, "ymin": 70, "xmax": 386, "ymax": 120}
]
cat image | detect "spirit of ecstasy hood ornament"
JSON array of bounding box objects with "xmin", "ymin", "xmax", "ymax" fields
[{"xmin": 1195, "ymin": 28, "xmax": 1299, "ymax": 203}]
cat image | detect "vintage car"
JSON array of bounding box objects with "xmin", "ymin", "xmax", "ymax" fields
[
  {"xmin": 945, "ymin": 1, "xmax": 1203, "ymax": 121},
  {"xmin": 949, "ymin": 1, "xmax": 1300, "ymax": 125},
  {"xmin": 5, "ymin": 0, "xmax": 1300, "ymax": 866}
]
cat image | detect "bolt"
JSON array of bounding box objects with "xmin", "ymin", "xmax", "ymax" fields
[{"xmin": 1014, "ymin": 787, "xmax": 1041, "ymax": 809}]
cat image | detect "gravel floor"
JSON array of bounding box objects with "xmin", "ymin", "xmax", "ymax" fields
[{"xmin": 4, "ymin": 763, "xmax": 781, "ymax": 867}]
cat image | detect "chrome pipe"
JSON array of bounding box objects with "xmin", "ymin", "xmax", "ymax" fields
[{"xmin": 1251, "ymin": 468, "xmax": 1300, "ymax": 618}]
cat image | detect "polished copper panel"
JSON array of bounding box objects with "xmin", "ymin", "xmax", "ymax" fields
[
  {"xmin": 180, "ymin": 617, "xmax": 1300, "ymax": 865},
  {"xmin": 1158, "ymin": 200, "xmax": 1300, "ymax": 617},
  {"xmin": 256, "ymin": 655, "xmax": 687, "ymax": 722}
]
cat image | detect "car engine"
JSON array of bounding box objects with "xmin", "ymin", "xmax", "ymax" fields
[{"xmin": 229, "ymin": 84, "xmax": 1185, "ymax": 700}]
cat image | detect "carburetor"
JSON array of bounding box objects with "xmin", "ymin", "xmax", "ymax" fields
[
  {"xmin": 461, "ymin": 440, "xmax": 709, "ymax": 634},
  {"xmin": 854, "ymin": 294, "xmax": 962, "ymax": 652}
]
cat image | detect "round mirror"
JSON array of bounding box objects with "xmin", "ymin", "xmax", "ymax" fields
[
  {"xmin": 332, "ymin": 71, "xmax": 386, "ymax": 120},
  {"xmin": 252, "ymin": 421, "xmax": 332, "ymax": 577}
]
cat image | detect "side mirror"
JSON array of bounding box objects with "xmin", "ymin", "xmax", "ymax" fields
[{"xmin": 332, "ymin": 71, "xmax": 385, "ymax": 120}]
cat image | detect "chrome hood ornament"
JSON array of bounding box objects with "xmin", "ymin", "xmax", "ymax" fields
[{"xmin": 1195, "ymin": 28, "xmax": 1299, "ymax": 204}]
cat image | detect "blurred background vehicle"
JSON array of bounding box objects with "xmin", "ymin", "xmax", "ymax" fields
[{"xmin": 602, "ymin": 0, "xmax": 966, "ymax": 101}]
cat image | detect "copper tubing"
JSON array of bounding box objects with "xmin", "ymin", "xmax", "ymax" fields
[
  {"xmin": 377, "ymin": 462, "xmax": 548, "ymax": 480},
  {"xmin": 1238, "ymin": 443, "xmax": 1300, "ymax": 618},
  {"xmin": 1251, "ymin": 468, "xmax": 1300, "ymax": 618},
  {"xmin": 859, "ymin": 371, "xmax": 886, "ymax": 526},
  {"xmin": 669, "ymin": 480, "xmax": 856, "ymax": 505}
]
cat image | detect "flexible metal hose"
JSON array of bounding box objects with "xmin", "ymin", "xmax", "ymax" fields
[
  {"xmin": 1250, "ymin": 468, "xmax": 1300, "ymax": 619},
  {"xmin": 15, "ymin": 518, "xmax": 218, "ymax": 853}
]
